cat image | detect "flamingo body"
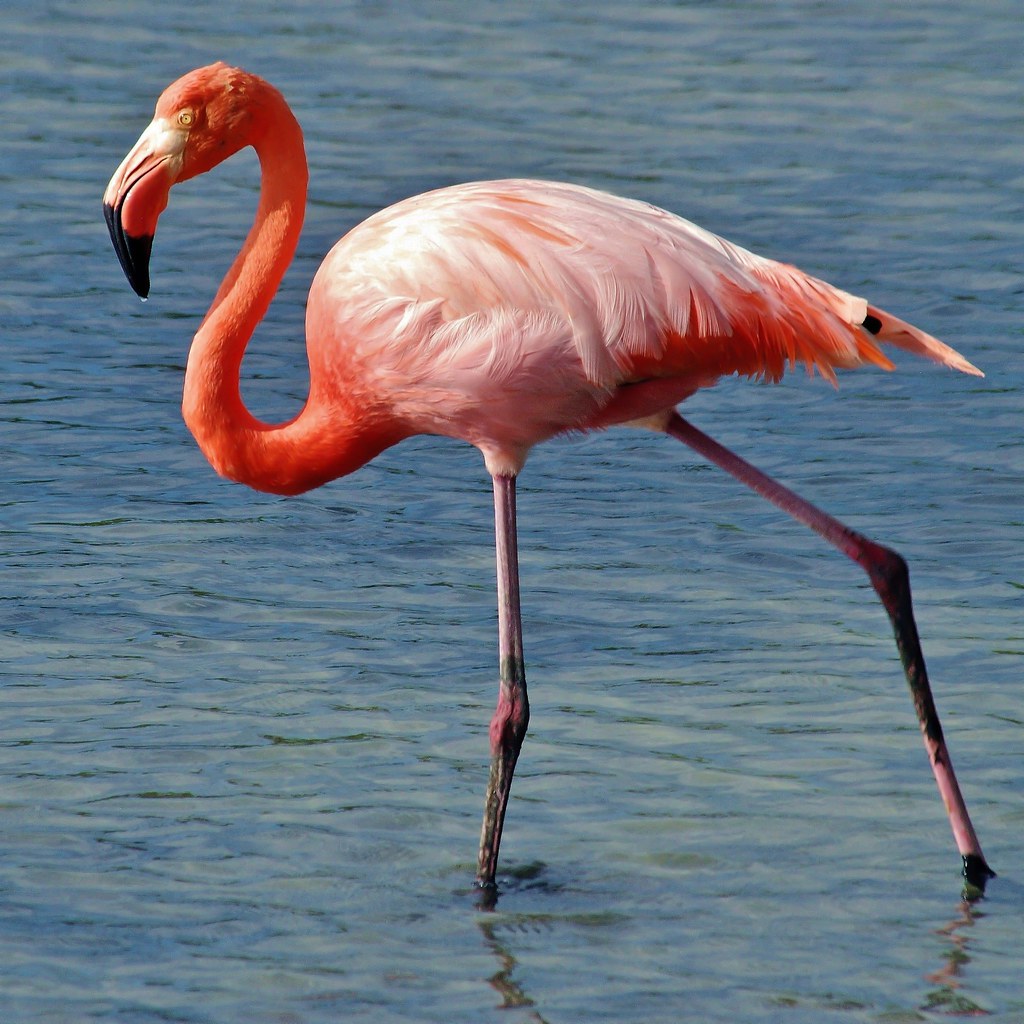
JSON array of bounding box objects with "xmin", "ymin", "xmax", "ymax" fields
[
  {"xmin": 310, "ymin": 177, "xmax": 978, "ymax": 478},
  {"xmin": 104, "ymin": 63, "xmax": 992, "ymax": 897}
]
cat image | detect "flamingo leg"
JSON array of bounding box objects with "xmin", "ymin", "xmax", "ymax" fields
[
  {"xmin": 477, "ymin": 473, "xmax": 531, "ymax": 893},
  {"xmin": 665, "ymin": 411, "xmax": 993, "ymax": 891}
]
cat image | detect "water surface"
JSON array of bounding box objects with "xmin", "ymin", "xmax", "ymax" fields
[{"xmin": 3, "ymin": 1, "xmax": 1022, "ymax": 1021}]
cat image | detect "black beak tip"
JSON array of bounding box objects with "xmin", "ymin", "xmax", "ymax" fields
[{"xmin": 104, "ymin": 200, "xmax": 152, "ymax": 300}]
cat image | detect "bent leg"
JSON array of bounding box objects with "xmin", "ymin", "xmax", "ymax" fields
[{"xmin": 665, "ymin": 411, "xmax": 993, "ymax": 890}]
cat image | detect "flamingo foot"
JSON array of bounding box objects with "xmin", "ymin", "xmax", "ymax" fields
[{"xmin": 962, "ymin": 853, "xmax": 996, "ymax": 897}]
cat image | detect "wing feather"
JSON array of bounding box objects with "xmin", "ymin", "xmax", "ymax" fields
[{"xmin": 318, "ymin": 178, "xmax": 981, "ymax": 401}]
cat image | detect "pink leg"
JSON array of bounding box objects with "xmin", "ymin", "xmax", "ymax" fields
[
  {"xmin": 477, "ymin": 473, "xmax": 530, "ymax": 894},
  {"xmin": 666, "ymin": 412, "xmax": 993, "ymax": 891}
]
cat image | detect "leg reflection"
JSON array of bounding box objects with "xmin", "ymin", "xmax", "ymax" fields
[{"xmin": 921, "ymin": 900, "xmax": 989, "ymax": 1016}]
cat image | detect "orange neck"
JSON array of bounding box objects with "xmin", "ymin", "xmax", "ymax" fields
[{"xmin": 181, "ymin": 87, "xmax": 398, "ymax": 496}]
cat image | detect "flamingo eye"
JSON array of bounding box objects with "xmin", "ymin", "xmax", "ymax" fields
[{"xmin": 177, "ymin": 109, "xmax": 195, "ymax": 128}]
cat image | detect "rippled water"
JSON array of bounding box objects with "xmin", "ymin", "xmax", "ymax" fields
[{"xmin": 3, "ymin": 1, "xmax": 1022, "ymax": 1021}]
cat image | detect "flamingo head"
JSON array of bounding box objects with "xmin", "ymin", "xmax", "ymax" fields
[{"xmin": 103, "ymin": 63, "xmax": 271, "ymax": 298}]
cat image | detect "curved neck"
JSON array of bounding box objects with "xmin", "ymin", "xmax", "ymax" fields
[{"xmin": 181, "ymin": 91, "xmax": 396, "ymax": 496}]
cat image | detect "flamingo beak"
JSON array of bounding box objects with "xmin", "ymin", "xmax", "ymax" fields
[{"xmin": 103, "ymin": 118, "xmax": 186, "ymax": 298}]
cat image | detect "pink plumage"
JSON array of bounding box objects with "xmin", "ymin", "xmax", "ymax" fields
[{"xmin": 313, "ymin": 178, "xmax": 979, "ymax": 474}]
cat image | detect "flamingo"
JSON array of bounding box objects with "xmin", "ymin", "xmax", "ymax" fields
[{"xmin": 103, "ymin": 63, "xmax": 993, "ymax": 896}]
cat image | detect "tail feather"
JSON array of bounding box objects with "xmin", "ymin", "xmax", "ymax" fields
[
  {"xmin": 866, "ymin": 304, "xmax": 984, "ymax": 377},
  {"xmin": 739, "ymin": 259, "xmax": 983, "ymax": 384}
]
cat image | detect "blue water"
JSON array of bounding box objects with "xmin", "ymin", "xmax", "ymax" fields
[{"xmin": 3, "ymin": 1, "xmax": 1022, "ymax": 1021}]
